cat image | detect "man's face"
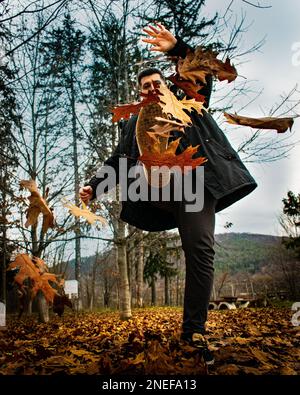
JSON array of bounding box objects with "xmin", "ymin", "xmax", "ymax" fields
[{"xmin": 140, "ymin": 73, "xmax": 165, "ymax": 95}]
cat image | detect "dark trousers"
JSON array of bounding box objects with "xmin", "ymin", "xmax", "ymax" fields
[{"xmin": 149, "ymin": 175, "xmax": 217, "ymax": 335}]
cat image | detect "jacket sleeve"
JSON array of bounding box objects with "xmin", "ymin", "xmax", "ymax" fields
[{"xmin": 167, "ymin": 37, "xmax": 213, "ymax": 107}]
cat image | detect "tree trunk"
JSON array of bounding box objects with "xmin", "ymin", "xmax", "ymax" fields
[
  {"xmin": 164, "ymin": 276, "xmax": 169, "ymax": 306},
  {"xmin": 136, "ymin": 230, "xmax": 144, "ymax": 307},
  {"xmin": 104, "ymin": 290, "xmax": 109, "ymax": 308},
  {"xmin": 26, "ymin": 299, "xmax": 33, "ymax": 316},
  {"xmin": 117, "ymin": 220, "xmax": 131, "ymax": 320},
  {"xmin": 151, "ymin": 277, "xmax": 156, "ymax": 306},
  {"xmin": 31, "ymin": 228, "xmax": 49, "ymax": 321},
  {"xmin": 0, "ymin": 187, "xmax": 7, "ymax": 328},
  {"xmin": 36, "ymin": 291, "xmax": 49, "ymax": 323},
  {"xmin": 70, "ymin": 63, "xmax": 82, "ymax": 310}
]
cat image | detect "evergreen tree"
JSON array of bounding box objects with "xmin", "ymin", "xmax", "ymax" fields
[
  {"xmin": 86, "ymin": 1, "xmax": 146, "ymax": 319},
  {"xmin": 40, "ymin": 13, "xmax": 86, "ymax": 308},
  {"xmin": 281, "ymin": 191, "xmax": 300, "ymax": 257},
  {"xmin": 138, "ymin": 0, "xmax": 218, "ymax": 44},
  {"xmin": 0, "ymin": 24, "xmax": 18, "ymax": 315}
]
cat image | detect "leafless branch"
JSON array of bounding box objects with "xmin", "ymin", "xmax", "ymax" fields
[
  {"xmin": 4, "ymin": 0, "xmax": 68, "ymax": 58},
  {"xmin": 241, "ymin": 0, "xmax": 272, "ymax": 9},
  {"xmin": 0, "ymin": 0, "xmax": 66, "ymax": 23}
]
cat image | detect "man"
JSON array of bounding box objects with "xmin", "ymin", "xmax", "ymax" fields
[{"xmin": 80, "ymin": 23, "xmax": 257, "ymax": 365}]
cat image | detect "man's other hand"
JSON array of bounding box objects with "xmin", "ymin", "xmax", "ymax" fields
[
  {"xmin": 142, "ymin": 22, "xmax": 177, "ymax": 52},
  {"xmin": 79, "ymin": 186, "xmax": 93, "ymax": 204}
]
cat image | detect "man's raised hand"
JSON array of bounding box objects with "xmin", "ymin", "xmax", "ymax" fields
[
  {"xmin": 142, "ymin": 22, "xmax": 177, "ymax": 52},
  {"xmin": 79, "ymin": 186, "xmax": 93, "ymax": 204}
]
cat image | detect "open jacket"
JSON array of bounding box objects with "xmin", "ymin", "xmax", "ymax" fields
[{"xmin": 86, "ymin": 38, "xmax": 257, "ymax": 231}]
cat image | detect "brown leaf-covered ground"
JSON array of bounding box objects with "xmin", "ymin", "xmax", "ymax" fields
[{"xmin": 0, "ymin": 307, "xmax": 299, "ymax": 375}]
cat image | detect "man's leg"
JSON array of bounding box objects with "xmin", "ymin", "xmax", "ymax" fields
[
  {"xmin": 148, "ymin": 176, "xmax": 217, "ymax": 364},
  {"xmin": 176, "ymin": 186, "xmax": 217, "ymax": 336},
  {"xmin": 149, "ymin": 179, "xmax": 216, "ymax": 334}
]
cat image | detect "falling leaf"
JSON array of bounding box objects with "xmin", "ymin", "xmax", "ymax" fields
[
  {"xmin": 154, "ymin": 117, "xmax": 186, "ymax": 128},
  {"xmin": 178, "ymin": 62, "xmax": 208, "ymax": 85},
  {"xmin": 136, "ymin": 102, "xmax": 206, "ymax": 188},
  {"xmin": 8, "ymin": 254, "xmax": 40, "ymax": 286},
  {"xmin": 112, "ymin": 91, "xmax": 160, "ymax": 122},
  {"xmin": 7, "ymin": 254, "xmax": 60, "ymax": 303},
  {"xmin": 62, "ymin": 198, "xmax": 107, "ymax": 225},
  {"xmin": 218, "ymin": 57, "xmax": 238, "ymax": 82},
  {"xmin": 136, "ymin": 103, "xmax": 171, "ymax": 188},
  {"xmin": 136, "ymin": 103, "xmax": 170, "ymax": 156},
  {"xmin": 139, "ymin": 138, "xmax": 207, "ymax": 174},
  {"xmin": 147, "ymin": 119, "xmax": 185, "ymax": 141},
  {"xmin": 19, "ymin": 179, "xmax": 55, "ymax": 234},
  {"xmin": 224, "ymin": 112, "xmax": 297, "ymax": 133},
  {"xmin": 147, "ymin": 124, "xmax": 173, "ymax": 140},
  {"xmin": 180, "ymin": 97, "xmax": 207, "ymax": 115},
  {"xmin": 167, "ymin": 73, "xmax": 206, "ymax": 102},
  {"xmin": 157, "ymin": 83, "xmax": 205, "ymax": 124},
  {"xmin": 178, "ymin": 47, "xmax": 238, "ymax": 84}
]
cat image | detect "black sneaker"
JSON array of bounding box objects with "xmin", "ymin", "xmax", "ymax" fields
[{"xmin": 181, "ymin": 332, "xmax": 215, "ymax": 365}]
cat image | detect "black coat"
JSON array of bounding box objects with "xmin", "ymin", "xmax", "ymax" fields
[{"xmin": 86, "ymin": 39, "xmax": 257, "ymax": 232}]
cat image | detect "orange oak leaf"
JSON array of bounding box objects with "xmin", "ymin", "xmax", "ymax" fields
[
  {"xmin": 147, "ymin": 118, "xmax": 185, "ymax": 141},
  {"xmin": 178, "ymin": 62, "xmax": 208, "ymax": 85},
  {"xmin": 157, "ymin": 84, "xmax": 205, "ymax": 124},
  {"xmin": 139, "ymin": 138, "xmax": 207, "ymax": 174},
  {"xmin": 154, "ymin": 117, "xmax": 186, "ymax": 128},
  {"xmin": 7, "ymin": 254, "xmax": 60, "ymax": 303},
  {"xmin": 224, "ymin": 112, "xmax": 297, "ymax": 133},
  {"xmin": 178, "ymin": 47, "xmax": 237, "ymax": 84},
  {"xmin": 217, "ymin": 57, "xmax": 238, "ymax": 82},
  {"xmin": 62, "ymin": 198, "xmax": 107, "ymax": 225},
  {"xmin": 19, "ymin": 179, "xmax": 55, "ymax": 234},
  {"xmin": 167, "ymin": 73, "xmax": 206, "ymax": 102},
  {"xmin": 136, "ymin": 103, "xmax": 171, "ymax": 188},
  {"xmin": 112, "ymin": 91, "xmax": 160, "ymax": 122}
]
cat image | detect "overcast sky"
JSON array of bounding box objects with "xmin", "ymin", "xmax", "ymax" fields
[
  {"xmin": 202, "ymin": 0, "xmax": 300, "ymax": 236},
  {"xmin": 75, "ymin": 0, "xmax": 300, "ymax": 258},
  {"xmin": 8, "ymin": 0, "xmax": 296, "ymax": 258}
]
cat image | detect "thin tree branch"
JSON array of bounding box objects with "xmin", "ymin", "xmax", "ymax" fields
[
  {"xmin": 241, "ymin": 0, "xmax": 272, "ymax": 9},
  {"xmin": 4, "ymin": 0, "xmax": 68, "ymax": 58}
]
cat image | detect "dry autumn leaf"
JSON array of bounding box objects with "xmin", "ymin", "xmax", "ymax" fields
[
  {"xmin": 157, "ymin": 83, "xmax": 205, "ymax": 124},
  {"xmin": 147, "ymin": 118, "xmax": 185, "ymax": 141},
  {"xmin": 178, "ymin": 63, "xmax": 208, "ymax": 85},
  {"xmin": 224, "ymin": 112, "xmax": 297, "ymax": 133},
  {"xmin": 19, "ymin": 179, "xmax": 55, "ymax": 234},
  {"xmin": 7, "ymin": 254, "xmax": 60, "ymax": 303},
  {"xmin": 154, "ymin": 116, "xmax": 186, "ymax": 128},
  {"xmin": 0, "ymin": 307, "xmax": 298, "ymax": 375},
  {"xmin": 178, "ymin": 47, "xmax": 238, "ymax": 84},
  {"xmin": 136, "ymin": 102, "xmax": 206, "ymax": 187},
  {"xmin": 62, "ymin": 198, "xmax": 107, "ymax": 225},
  {"xmin": 167, "ymin": 73, "xmax": 206, "ymax": 102},
  {"xmin": 136, "ymin": 103, "xmax": 171, "ymax": 188},
  {"xmin": 139, "ymin": 138, "xmax": 207, "ymax": 174},
  {"xmin": 112, "ymin": 91, "xmax": 160, "ymax": 122}
]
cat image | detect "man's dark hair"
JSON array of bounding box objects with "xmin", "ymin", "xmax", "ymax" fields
[{"xmin": 137, "ymin": 67, "xmax": 165, "ymax": 86}]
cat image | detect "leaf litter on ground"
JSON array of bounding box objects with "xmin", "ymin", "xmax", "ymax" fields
[{"xmin": 0, "ymin": 307, "xmax": 298, "ymax": 375}]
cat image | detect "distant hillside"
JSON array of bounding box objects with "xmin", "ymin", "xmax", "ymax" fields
[
  {"xmin": 65, "ymin": 252, "xmax": 112, "ymax": 280},
  {"xmin": 214, "ymin": 232, "xmax": 282, "ymax": 274},
  {"xmin": 65, "ymin": 232, "xmax": 283, "ymax": 279}
]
